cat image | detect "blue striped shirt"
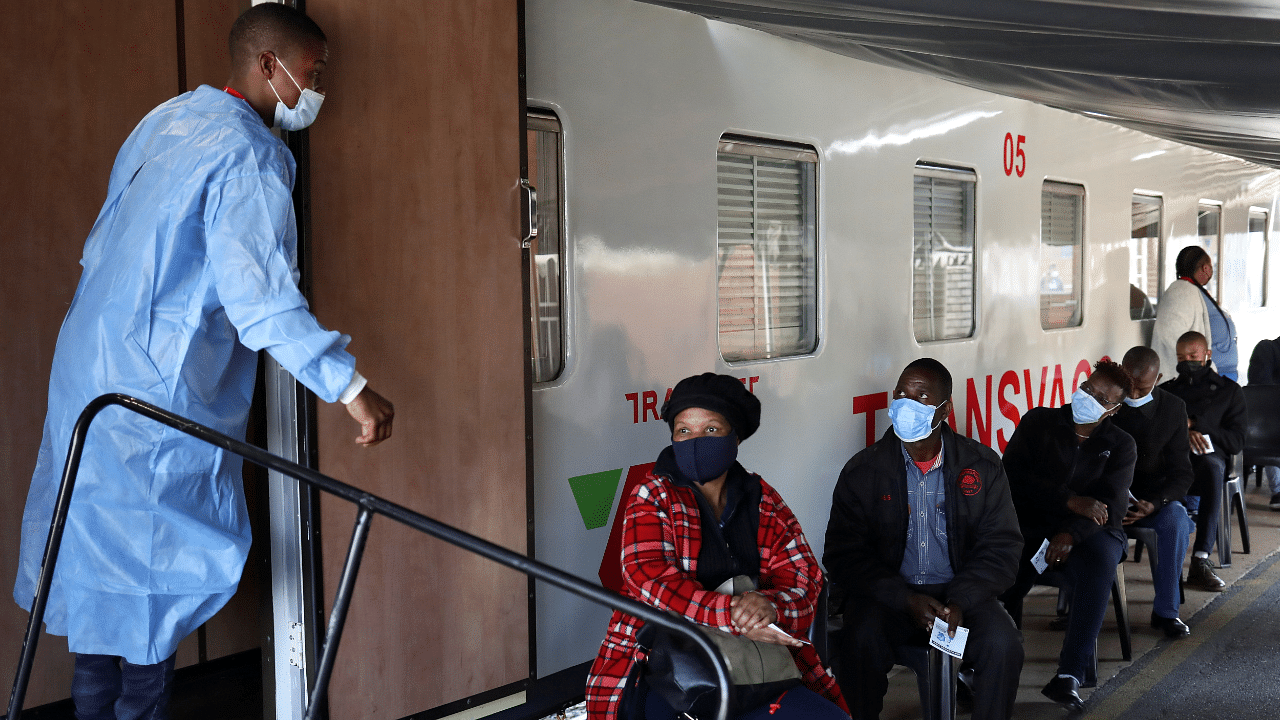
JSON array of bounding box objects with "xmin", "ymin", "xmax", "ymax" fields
[{"xmin": 899, "ymin": 441, "xmax": 954, "ymax": 585}]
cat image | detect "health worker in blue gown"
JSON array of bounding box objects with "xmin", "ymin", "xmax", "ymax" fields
[{"xmin": 13, "ymin": 5, "xmax": 394, "ymax": 719}]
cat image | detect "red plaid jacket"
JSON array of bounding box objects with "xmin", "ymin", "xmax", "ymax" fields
[{"xmin": 585, "ymin": 469, "xmax": 849, "ymax": 719}]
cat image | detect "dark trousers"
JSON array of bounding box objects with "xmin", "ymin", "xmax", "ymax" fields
[
  {"xmin": 72, "ymin": 654, "xmax": 175, "ymax": 720},
  {"xmin": 1189, "ymin": 452, "xmax": 1227, "ymax": 554},
  {"xmin": 1000, "ymin": 529, "xmax": 1125, "ymax": 683},
  {"xmin": 837, "ymin": 584, "xmax": 1023, "ymax": 720},
  {"xmin": 637, "ymin": 678, "xmax": 847, "ymax": 720}
]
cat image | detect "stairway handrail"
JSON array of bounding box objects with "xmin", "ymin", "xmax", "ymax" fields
[{"xmin": 6, "ymin": 393, "xmax": 731, "ymax": 720}]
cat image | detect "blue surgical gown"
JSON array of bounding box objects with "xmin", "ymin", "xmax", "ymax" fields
[{"xmin": 14, "ymin": 85, "xmax": 356, "ymax": 664}]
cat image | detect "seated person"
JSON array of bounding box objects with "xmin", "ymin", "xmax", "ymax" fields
[
  {"xmin": 1161, "ymin": 331, "xmax": 1247, "ymax": 591},
  {"xmin": 825, "ymin": 358, "xmax": 1023, "ymax": 720},
  {"xmin": 1113, "ymin": 347, "xmax": 1195, "ymax": 637},
  {"xmin": 585, "ymin": 373, "xmax": 848, "ymax": 720},
  {"xmin": 1246, "ymin": 335, "xmax": 1280, "ymax": 510},
  {"xmin": 999, "ymin": 360, "xmax": 1136, "ymax": 712}
]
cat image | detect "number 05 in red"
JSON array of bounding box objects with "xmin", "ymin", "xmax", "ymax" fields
[{"xmin": 1003, "ymin": 133, "xmax": 1026, "ymax": 177}]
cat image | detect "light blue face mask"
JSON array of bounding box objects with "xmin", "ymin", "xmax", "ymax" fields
[
  {"xmin": 1123, "ymin": 391, "xmax": 1154, "ymax": 408},
  {"xmin": 269, "ymin": 55, "xmax": 324, "ymax": 131},
  {"xmin": 888, "ymin": 397, "xmax": 944, "ymax": 443},
  {"xmin": 1070, "ymin": 386, "xmax": 1109, "ymax": 424}
]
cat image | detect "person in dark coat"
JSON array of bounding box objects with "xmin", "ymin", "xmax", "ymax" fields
[
  {"xmin": 1161, "ymin": 331, "xmax": 1247, "ymax": 590},
  {"xmin": 1113, "ymin": 347, "xmax": 1195, "ymax": 637},
  {"xmin": 825, "ymin": 358, "xmax": 1023, "ymax": 720},
  {"xmin": 999, "ymin": 360, "xmax": 1136, "ymax": 712},
  {"xmin": 1246, "ymin": 336, "xmax": 1280, "ymax": 509}
]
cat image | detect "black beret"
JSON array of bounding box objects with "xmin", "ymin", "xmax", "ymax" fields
[{"xmin": 661, "ymin": 372, "xmax": 762, "ymax": 441}]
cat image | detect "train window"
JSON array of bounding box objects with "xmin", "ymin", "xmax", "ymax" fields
[
  {"xmin": 1040, "ymin": 181, "xmax": 1085, "ymax": 329},
  {"xmin": 912, "ymin": 165, "xmax": 976, "ymax": 342},
  {"xmin": 1165, "ymin": 202, "xmax": 1222, "ymax": 301},
  {"xmin": 716, "ymin": 136, "xmax": 818, "ymax": 362},
  {"xmin": 1129, "ymin": 194, "xmax": 1161, "ymax": 320},
  {"xmin": 527, "ymin": 111, "xmax": 564, "ymax": 382},
  {"xmin": 1199, "ymin": 204, "xmax": 1223, "ymax": 300},
  {"xmin": 1247, "ymin": 209, "xmax": 1269, "ymax": 308}
]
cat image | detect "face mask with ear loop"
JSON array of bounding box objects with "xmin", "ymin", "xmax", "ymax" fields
[
  {"xmin": 1123, "ymin": 391, "xmax": 1154, "ymax": 408},
  {"xmin": 888, "ymin": 397, "xmax": 945, "ymax": 443},
  {"xmin": 268, "ymin": 55, "xmax": 324, "ymax": 131}
]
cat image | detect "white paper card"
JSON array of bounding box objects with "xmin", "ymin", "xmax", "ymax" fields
[
  {"xmin": 766, "ymin": 623, "xmax": 810, "ymax": 645},
  {"xmin": 929, "ymin": 618, "xmax": 969, "ymax": 659},
  {"xmin": 1193, "ymin": 434, "xmax": 1214, "ymax": 455},
  {"xmin": 1031, "ymin": 538, "xmax": 1051, "ymax": 574}
]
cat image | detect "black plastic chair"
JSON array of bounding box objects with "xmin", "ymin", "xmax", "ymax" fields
[
  {"xmin": 892, "ymin": 644, "xmax": 957, "ymax": 720},
  {"xmin": 824, "ymin": 583, "xmax": 956, "ymax": 720},
  {"xmin": 810, "ymin": 578, "xmax": 830, "ymax": 666},
  {"xmin": 1218, "ymin": 454, "xmax": 1250, "ymax": 567},
  {"xmin": 1242, "ymin": 384, "xmax": 1280, "ymax": 489},
  {"xmin": 1039, "ymin": 562, "xmax": 1132, "ymax": 686}
]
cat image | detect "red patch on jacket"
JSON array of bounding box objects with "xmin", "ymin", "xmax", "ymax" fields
[
  {"xmin": 959, "ymin": 469, "xmax": 982, "ymax": 496},
  {"xmin": 881, "ymin": 494, "xmax": 892, "ymax": 501}
]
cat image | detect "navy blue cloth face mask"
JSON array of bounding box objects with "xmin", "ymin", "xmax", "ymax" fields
[{"xmin": 671, "ymin": 432, "xmax": 739, "ymax": 484}]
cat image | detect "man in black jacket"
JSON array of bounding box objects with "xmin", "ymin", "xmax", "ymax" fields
[
  {"xmin": 1246, "ymin": 336, "xmax": 1280, "ymax": 509},
  {"xmin": 825, "ymin": 358, "xmax": 1023, "ymax": 720},
  {"xmin": 998, "ymin": 360, "xmax": 1136, "ymax": 711},
  {"xmin": 1113, "ymin": 347, "xmax": 1195, "ymax": 637},
  {"xmin": 1162, "ymin": 331, "xmax": 1247, "ymax": 590}
]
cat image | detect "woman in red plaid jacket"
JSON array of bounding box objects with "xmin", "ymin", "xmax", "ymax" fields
[{"xmin": 585, "ymin": 373, "xmax": 849, "ymax": 719}]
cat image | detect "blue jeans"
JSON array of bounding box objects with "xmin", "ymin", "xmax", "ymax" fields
[
  {"xmin": 72, "ymin": 654, "xmax": 175, "ymax": 720},
  {"xmin": 1265, "ymin": 466, "xmax": 1280, "ymax": 494},
  {"xmin": 1130, "ymin": 502, "xmax": 1193, "ymax": 618}
]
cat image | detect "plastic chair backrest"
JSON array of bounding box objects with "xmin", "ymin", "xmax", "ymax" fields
[{"xmin": 1242, "ymin": 385, "xmax": 1280, "ymax": 467}]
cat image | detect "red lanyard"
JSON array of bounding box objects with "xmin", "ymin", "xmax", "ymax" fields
[{"xmin": 222, "ymin": 86, "xmax": 246, "ymax": 100}]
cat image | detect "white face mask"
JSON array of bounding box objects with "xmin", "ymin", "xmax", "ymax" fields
[
  {"xmin": 1123, "ymin": 391, "xmax": 1154, "ymax": 408},
  {"xmin": 268, "ymin": 55, "xmax": 324, "ymax": 131}
]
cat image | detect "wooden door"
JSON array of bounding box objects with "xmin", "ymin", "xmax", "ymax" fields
[{"xmin": 306, "ymin": 1, "xmax": 527, "ymax": 717}]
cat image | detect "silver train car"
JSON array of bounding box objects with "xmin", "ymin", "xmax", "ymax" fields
[{"xmin": 523, "ymin": 0, "xmax": 1280, "ymax": 680}]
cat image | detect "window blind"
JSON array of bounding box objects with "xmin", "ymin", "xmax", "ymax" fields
[
  {"xmin": 716, "ymin": 139, "xmax": 817, "ymax": 361},
  {"xmin": 913, "ymin": 166, "xmax": 976, "ymax": 342}
]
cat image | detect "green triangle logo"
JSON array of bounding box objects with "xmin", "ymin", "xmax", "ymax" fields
[{"xmin": 567, "ymin": 468, "xmax": 624, "ymax": 530}]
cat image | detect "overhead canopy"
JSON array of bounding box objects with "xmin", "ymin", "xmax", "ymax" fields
[{"xmin": 640, "ymin": 0, "xmax": 1280, "ymax": 168}]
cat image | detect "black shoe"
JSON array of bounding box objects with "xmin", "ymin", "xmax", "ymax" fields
[
  {"xmin": 1270, "ymin": 492, "xmax": 1280, "ymax": 510},
  {"xmin": 1187, "ymin": 556, "xmax": 1226, "ymax": 591},
  {"xmin": 1048, "ymin": 614, "xmax": 1069, "ymax": 631},
  {"xmin": 1042, "ymin": 675, "xmax": 1084, "ymax": 712},
  {"xmin": 1149, "ymin": 612, "xmax": 1191, "ymax": 638}
]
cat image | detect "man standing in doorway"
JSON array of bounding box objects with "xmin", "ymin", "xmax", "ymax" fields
[{"xmin": 13, "ymin": 5, "xmax": 393, "ymax": 719}]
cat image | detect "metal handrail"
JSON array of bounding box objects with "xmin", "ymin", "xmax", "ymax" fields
[{"xmin": 6, "ymin": 394, "xmax": 732, "ymax": 720}]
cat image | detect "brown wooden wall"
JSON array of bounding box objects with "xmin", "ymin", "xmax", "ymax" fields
[
  {"xmin": 0, "ymin": 1, "xmax": 523, "ymax": 713},
  {"xmin": 0, "ymin": 0, "xmax": 253, "ymax": 706},
  {"xmin": 306, "ymin": 0, "xmax": 527, "ymax": 717}
]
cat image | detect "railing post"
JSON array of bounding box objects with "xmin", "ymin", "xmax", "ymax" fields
[
  {"xmin": 7, "ymin": 395, "xmax": 112, "ymax": 720},
  {"xmin": 304, "ymin": 506, "xmax": 374, "ymax": 720}
]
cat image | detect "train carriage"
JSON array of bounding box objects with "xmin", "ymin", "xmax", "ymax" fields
[{"xmin": 524, "ymin": 0, "xmax": 1280, "ymax": 683}]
